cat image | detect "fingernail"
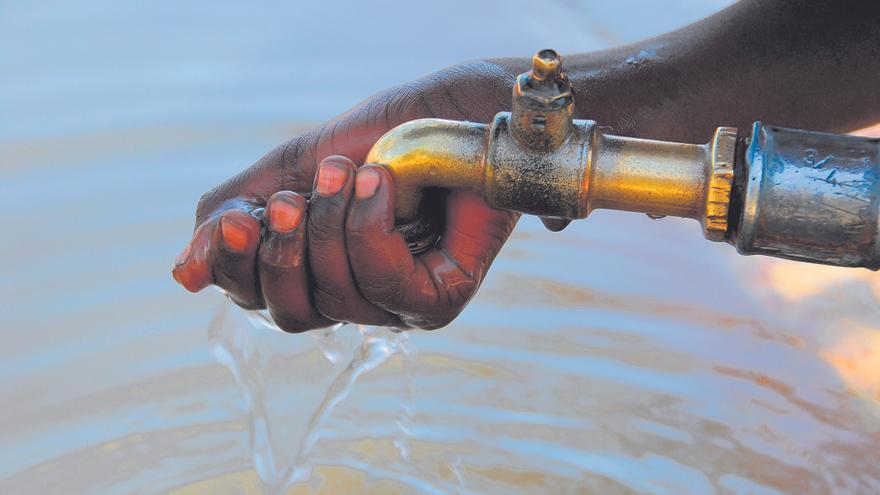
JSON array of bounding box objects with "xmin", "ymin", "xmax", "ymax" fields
[
  {"xmin": 355, "ymin": 168, "xmax": 381, "ymax": 200},
  {"xmin": 220, "ymin": 216, "xmax": 250, "ymax": 252},
  {"xmin": 315, "ymin": 161, "xmax": 348, "ymax": 196},
  {"xmin": 172, "ymin": 264, "xmax": 190, "ymax": 289},
  {"xmin": 172, "ymin": 242, "xmax": 211, "ymax": 292},
  {"xmin": 172, "ymin": 262, "xmax": 201, "ymax": 292},
  {"xmin": 268, "ymin": 198, "xmax": 303, "ymax": 234},
  {"xmin": 174, "ymin": 243, "xmax": 192, "ymax": 266}
]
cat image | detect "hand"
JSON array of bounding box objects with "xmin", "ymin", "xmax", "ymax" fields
[
  {"xmin": 264, "ymin": 156, "xmax": 517, "ymax": 330},
  {"xmin": 173, "ymin": 1, "xmax": 880, "ymax": 331},
  {"xmin": 172, "ymin": 61, "xmax": 522, "ymax": 331}
]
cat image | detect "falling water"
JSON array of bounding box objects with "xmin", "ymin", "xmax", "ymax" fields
[
  {"xmin": 209, "ymin": 303, "xmax": 417, "ymax": 494},
  {"xmin": 7, "ymin": 1, "xmax": 880, "ymax": 493}
]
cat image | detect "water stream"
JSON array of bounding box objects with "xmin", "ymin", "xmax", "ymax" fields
[
  {"xmin": 210, "ymin": 306, "xmax": 419, "ymax": 494},
  {"xmin": 198, "ymin": 244, "xmax": 880, "ymax": 494},
  {"xmin": 5, "ymin": 1, "xmax": 880, "ymax": 493}
]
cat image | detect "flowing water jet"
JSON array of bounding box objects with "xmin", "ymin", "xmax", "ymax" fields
[{"xmin": 210, "ymin": 303, "xmax": 418, "ymax": 494}]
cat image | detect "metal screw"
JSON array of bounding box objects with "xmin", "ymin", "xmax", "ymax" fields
[{"xmin": 531, "ymin": 49, "xmax": 561, "ymax": 81}]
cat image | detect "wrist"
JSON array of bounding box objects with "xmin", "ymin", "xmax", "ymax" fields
[
  {"xmin": 563, "ymin": 48, "xmax": 700, "ymax": 141},
  {"xmin": 415, "ymin": 58, "xmax": 525, "ymax": 122},
  {"xmin": 444, "ymin": 52, "xmax": 700, "ymax": 141}
]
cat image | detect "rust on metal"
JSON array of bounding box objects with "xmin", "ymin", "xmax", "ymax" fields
[{"xmin": 366, "ymin": 49, "xmax": 880, "ymax": 269}]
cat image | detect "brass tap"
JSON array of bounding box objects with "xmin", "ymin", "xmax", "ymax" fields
[{"xmin": 366, "ymin": 50, "xmax": 880, "ymax": 269}]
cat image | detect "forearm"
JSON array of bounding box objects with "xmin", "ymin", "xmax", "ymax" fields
[
  {"xmin": 489, "ymin": 0, "xmax": 880, "ymax": 142},
  {"xmin": 201, "ymin": 0, "xmax": 880, "ymax": 216}
]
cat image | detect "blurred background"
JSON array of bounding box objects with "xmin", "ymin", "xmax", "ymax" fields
[{"xmin": 3, "ymin": 1, "xmax": 880, "ymax": 493}]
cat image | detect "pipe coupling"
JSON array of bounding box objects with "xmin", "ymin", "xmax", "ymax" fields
[
  {"xmin": 735, "ymin": 123, "xmax": 880, "ymax": 269},
  {"xmin": 365, "ymin": 48, "xmax": 880, "ymax": 270}
]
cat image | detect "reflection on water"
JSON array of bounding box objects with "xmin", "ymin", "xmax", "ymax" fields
[
  {"xmin": 4, "ymin": 0, "xmax": 880, "ymax": 493},
  {"xmin": 193, "ymin": 249, "xmax": 880, "ymax": 494},
  {"xmin": 744, "ymin": 260, "xmax": 880, "ymax": 406}
]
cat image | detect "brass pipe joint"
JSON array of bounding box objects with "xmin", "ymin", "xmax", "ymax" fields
[
  {"xmin": 366, "ymin": 49, "xmax": 880, "ymax": 269},
  {"xmin": 366, "ymin": 49, "xmax": 735, "ymax": 249}
]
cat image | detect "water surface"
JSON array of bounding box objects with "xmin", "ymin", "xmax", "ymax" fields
[{"xmin": 3, "ymin": 1, "xmax": 880, "ymax": 493}]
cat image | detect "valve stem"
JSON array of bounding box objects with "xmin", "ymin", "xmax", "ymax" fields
[{"xmin": 510, "ymin": 49, "xmax": 575, "ymax": 152}]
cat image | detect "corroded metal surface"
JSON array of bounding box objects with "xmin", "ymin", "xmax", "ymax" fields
[
  {"xmin": 365, "ymin": 49, "xmax": 880, "ymax": 269},
  {"xmin": 365, "ymin": 50, "xmax": 737, "ymax": 252},
  {"xmin": 485, "ymin": 113, "xmax": 592, "ymax": 218},
  {"xmin": 736, "ymin": 123, "xmax": 880, "ymax": 268},
  {"xmin": 510, "ymin": 49, "xmax": 575, "ymax": 152}
]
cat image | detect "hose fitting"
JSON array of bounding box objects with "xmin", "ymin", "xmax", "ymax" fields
[{"xmin": 365, "ymin": 49, "xmax": 880, "ymax": 269}]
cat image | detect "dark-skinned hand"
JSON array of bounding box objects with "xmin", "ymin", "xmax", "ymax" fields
[
  {"xmin": 173, "ymin": 1, "xmax": 880, "ymax": 332},
  {"xmin": 172, "ymin": 62, "xmax": 532, "ymax": 331}
]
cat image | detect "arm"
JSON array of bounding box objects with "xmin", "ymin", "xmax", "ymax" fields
[
  {"xmin": 495, "ymin": 0, "xmax": 880, "ymax": 141},
  {"xmin": 173, "ymin": 0, "xmax": 880, "ymax": 330}
]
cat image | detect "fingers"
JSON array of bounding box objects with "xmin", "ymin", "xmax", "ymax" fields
[
  {"xmin": 345, "ymin": 165, "xmax": 442, "ymax": 325},
  {"xmin": 540, "ymin": 216, "xmax": 571, "ymax": 232},
  {"xmin": 211, "ymin": 210, "xmax": 264, "ymax": 309},
  {"xmin": 307, "ymin": 157, "xmax": 399, "ymax": 326},
  {"xmin": 438, "ymin": 190, "xmax": 518, "ymax": 276},
  {"xmin": 172, "ymin": 205, "xmax": 265, "ymax": 310},
  {"xmin": 413, "ymin": 190, "xmax": 517, "ymax": 327},
  {"xmin": 259, "ymin": 191, "xmax": 333, "ymax": 332},
  {"xmin": 172, "ymin": 221, "xmax": 216, "ymax": 293},
  {"xmin": 347, "ymin": 165, "xmax": 519, "ymax": 329}
]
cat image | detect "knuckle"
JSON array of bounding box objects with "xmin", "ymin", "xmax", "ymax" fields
[
  {"xmin": 356, "ymin": 84, "xmax": 426, "ymax": 132},
  {"xmin": 422, "ymin": 307, "xmax": 466, "ymax": 330},
  {"xmin": 193, "ymin": 128, "xmax": 331, "ymax": 229},
  {"xmin": 270, "ymin": 312, "xmax": 314, "ymax": 334},
  {"xmin": 314, "ymin": 286, "xmax": 348, "ymax": 321},
  {"xmin": 360, "ymin": 276, "xmax": 405, "ymax": 308},
  {"xmin": 213, "ymin": 273, "xmax": 263, "ymax": 311},
  {"xmin": 421, "ymin": 319, "xmax": 454, "ymax": 331},
  {"xmin": 419, "ymin": 60, "xmax": 512, "ymax": 121},
  {"xmin": 274, "ymin": 319, "xmax": 309, "ymax": 334},
  {"xmin": 230, "ymin": 297, "xmax": 265, "ymax": 312},
  {"xmin": 259, "ymin": 238, "xmax": 304, "ymax": 269},
  {"xmin": 307, "ymin": 204, "xmax": 345, "ymax": 241},
  {"xmin": 195, "ymin": 187, "xmax": 221, "ymax": 226},
  {"xmin": 399, "ymin": 313, "xmax": 454, "ymax": 331},
  {"xmin": 279, "ymin": 134, "xmax": 319, "ymax": 192},
  {"xmin": 385, "ymin": 84, "xmax": 425, "ymax": 123}
]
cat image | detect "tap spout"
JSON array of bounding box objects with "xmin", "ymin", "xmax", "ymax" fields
[
  {"xmin": 363, "ymin": 49, "xmax": 880, "ymax": 270},
  {"xmin": 364, "ymin": 118, "xmax": 489, "ymax": 252},
  {"xmin": 365, "ymin": 118, "xmax": 489, "ymax": 223},
  {"xmin": 363, "ymin": 49, "xmax": 733, "ymax": 252}
]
